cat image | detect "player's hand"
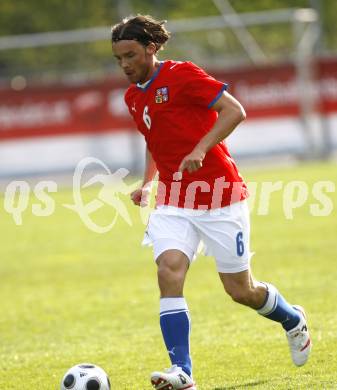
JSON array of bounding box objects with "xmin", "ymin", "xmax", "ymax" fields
[
  {"xmin": 130, "ymin": 184, "xmax": 152, "ymax": 207},
  {"xmin": 178, "ymin": 147, "xmax": 206, "ymax": 175}
]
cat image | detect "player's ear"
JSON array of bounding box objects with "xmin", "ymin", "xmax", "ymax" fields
[{"xmin": 145, "ymin": 42, "xmax": 157, "ymax": 55}]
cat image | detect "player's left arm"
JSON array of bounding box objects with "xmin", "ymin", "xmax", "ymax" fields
[{"xmin": 178, "ymin": 91, "xmax": 246, "ymax": 174}]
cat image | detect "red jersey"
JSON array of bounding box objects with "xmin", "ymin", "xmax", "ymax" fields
[{"xmin": 124, "ymin": 60, "xmax": 248, "ymax": 209}]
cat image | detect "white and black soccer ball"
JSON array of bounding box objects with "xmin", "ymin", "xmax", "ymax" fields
[{"xmin": 60, "ymin": 363, "xmax": 111, "ymax": 390}]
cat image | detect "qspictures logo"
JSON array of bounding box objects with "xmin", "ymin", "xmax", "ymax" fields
[
  {"xmin": 3, "ymin": 157, "xmax": 139, "ymax": 233},
  {"xmin": 63, "ymin": 157, "xmax": 137, "ymax": 233},
  {"xmin": 2, "ymin": 157, "xmax": 336, "ymax": 233}
]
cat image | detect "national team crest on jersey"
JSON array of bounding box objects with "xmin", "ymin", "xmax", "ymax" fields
[{"xmin": 155, "ymin": 87, "xmax": 169, "ymax": 104}]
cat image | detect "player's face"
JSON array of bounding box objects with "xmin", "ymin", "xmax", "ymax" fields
[{"xmin": 112, "ymin": 40, "xmax": 156, "ymax": 84}]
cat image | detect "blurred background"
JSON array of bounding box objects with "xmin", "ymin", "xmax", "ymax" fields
[{"xmin": 0, "ymin": 0, "xmax": 336, "ymax": 179}]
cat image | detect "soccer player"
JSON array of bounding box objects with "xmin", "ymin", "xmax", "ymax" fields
[{"xmin": 111, "ymin": 15, "xmax": 312, "ymax": 390}]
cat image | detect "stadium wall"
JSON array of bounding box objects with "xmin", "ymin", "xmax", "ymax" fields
[{"xmin": 0, "ymin": 58, "xmax": 336, "ymax": 177}]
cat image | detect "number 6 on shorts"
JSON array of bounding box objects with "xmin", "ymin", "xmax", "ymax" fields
[{"xmin": 236, "ymin": 231, "xmax": 245, "ymax": 257}]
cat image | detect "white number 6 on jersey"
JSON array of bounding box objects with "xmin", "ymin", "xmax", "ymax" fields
[{"xmin": 143, "ymin": 105, "xmax": 151, "ymax": 130}]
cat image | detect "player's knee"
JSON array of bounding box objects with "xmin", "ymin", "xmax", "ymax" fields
[
  {"xmin": 156, "ymin": 251, "xmax": 189, "ymax": 295},
  {"xmin": 157, "ymin": 262, "xmax": 184, "ymax": 285},
  {"xmin": 157, "ymin": 255, "xmax": 186, "ymax": 284}
]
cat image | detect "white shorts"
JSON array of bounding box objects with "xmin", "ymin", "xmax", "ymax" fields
[{"xmin": 142, "ymin": 200, "xmax": 253, "ymax": 274}]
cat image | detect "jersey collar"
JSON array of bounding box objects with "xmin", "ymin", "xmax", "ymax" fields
[{"xmin": 136, "ymin": 61, "xmax": 164, "ymax": 92}]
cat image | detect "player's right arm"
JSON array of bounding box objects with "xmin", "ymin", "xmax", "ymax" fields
[{"xmin": 130, "ymin": 146, "xmax": 157, "ymax": 207}]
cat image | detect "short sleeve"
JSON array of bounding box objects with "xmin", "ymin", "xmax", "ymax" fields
[
  {"xmin": 178, "ymin": 62, "xmax": 228, "ymax": 108},
  {"xmin": 124, "ymin": 89, "xmax": 132, "ymax": 115}
]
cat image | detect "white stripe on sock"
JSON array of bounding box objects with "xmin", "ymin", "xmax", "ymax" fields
[
  {"xmin": 160, "ymin": 309, "xmax": 188, "ymax": 317},
  {"xmin": 160, "ymin": 297, "xmax": 188, "ymax": 314},
  {"xmin": 257, "ymin": 283, "xmax": 278, "ymax": 316}
]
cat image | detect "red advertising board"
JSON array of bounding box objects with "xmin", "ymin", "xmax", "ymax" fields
[{"xmin": 0, "ymin": 57, "xmax": 336, "ymax": 141}]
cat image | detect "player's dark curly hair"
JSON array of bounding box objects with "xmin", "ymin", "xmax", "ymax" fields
[{"xmin": 111, "ymin": 14, "xmax": 170, "ymax": 52}]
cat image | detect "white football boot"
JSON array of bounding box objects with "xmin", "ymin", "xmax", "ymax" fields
[
  {"xmin": 151, "ymin": 365, "xmax": 196, "ymax": 390},
  {"xmin": 286, "ymin": 305, "xmax": 312, "ymax": 366}
]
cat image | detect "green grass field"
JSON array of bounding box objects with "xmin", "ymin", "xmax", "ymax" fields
[{"xmin": 0, "ymin": 162, "xmax": 336, "ymax": 390}]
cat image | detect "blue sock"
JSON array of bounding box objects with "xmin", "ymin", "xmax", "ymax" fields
[
  {"xmin": 257, "ymin": 283, "xmax": 301, "ymax": 331},
  {"xmin": 159, "ymin": 297, "xmax": 192, "ymax": 377}
]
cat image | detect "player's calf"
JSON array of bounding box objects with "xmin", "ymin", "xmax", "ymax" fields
[{"xmin": 220, "ymin": 273, "xmax": 267, "ymax": 309}]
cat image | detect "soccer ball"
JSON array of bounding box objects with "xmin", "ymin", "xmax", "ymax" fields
[{"xmin": 60, "ymin": 363, "xmax": 111, "ymax": 390}]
